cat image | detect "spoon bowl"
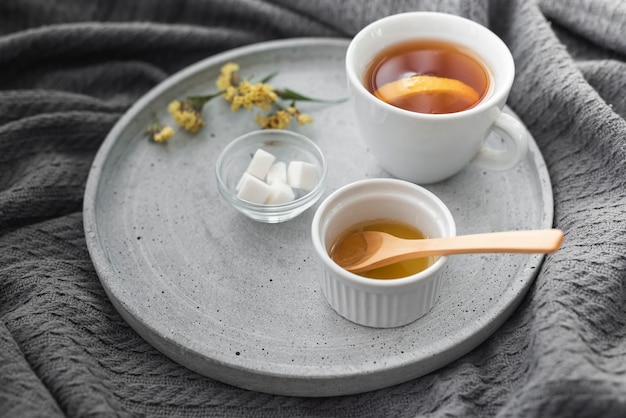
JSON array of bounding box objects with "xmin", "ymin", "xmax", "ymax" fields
[{"xmin": 333, "ymin": 229, "xmax": 564, "ymax": 274}]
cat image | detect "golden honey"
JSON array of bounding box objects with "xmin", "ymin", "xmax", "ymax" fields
[{"xmin": 329, "ymin": 218, "xmax": 434, "ymax": 279}]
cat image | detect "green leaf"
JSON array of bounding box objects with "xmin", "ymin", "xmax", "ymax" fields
[
  {"xmin": 186, "ymin": 92, "xmax": 223, "ymax": 112},
  {"xmin": 276, "ymin": 88, "xmax": 346, "ymax": 104}
]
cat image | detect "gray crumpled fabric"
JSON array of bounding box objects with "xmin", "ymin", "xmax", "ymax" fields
[{"xmin": 1, "ymin": 0, "xmax": 625, "ymax": 416}]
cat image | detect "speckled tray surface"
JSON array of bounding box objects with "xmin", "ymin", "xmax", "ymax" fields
[{"xmin": 83, "ymin": 38, "xmax": 553, "ymax": 397}]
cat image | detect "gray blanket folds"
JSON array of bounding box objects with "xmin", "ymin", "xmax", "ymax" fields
[{"xmin": 1, "ymin": 0, "xmax": 625, "ymax": 416}]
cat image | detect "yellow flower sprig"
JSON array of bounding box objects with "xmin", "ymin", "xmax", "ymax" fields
[
  {"xmin": 146, "ymin": 120, "xmax": 174, "ymax": 143},
  {"xmin": 167, "ymin": 101, "xmax": 203, "ymax": 133},
  {"xmin": 148, "ymin": 62, "xmax": 343, "ymax": 143},
  {"xmin": 254, "ymin": 105, "xmax": 313, "ymax": 129}
]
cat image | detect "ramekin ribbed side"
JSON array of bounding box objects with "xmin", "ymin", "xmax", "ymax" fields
[{"xmin": 320, "ymin": 269, "xmax": 443, "ymax": 328}]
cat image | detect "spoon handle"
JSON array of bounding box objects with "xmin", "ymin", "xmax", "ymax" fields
[
  {"xmin": 345, "ymin": 229, "xmax": 564, "ymax": 273},
  {"xmin": 414, "ymin": 229, "xmax": 564, "ymax": 256}
]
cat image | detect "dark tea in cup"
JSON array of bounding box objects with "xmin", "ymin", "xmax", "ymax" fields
[{"xmin": 364, "ymin": 39, "xmax": 490, "ymax": 114}]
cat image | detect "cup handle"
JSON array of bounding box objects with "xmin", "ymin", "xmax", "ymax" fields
[{"xmin": 472, "ymin": 112, "xmax": 529, "ymax": 171}]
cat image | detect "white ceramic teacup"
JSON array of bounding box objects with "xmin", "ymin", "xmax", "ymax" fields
[
  {"xmin": 346, "ymin": 12, "xmax": 528, "ymax": 184},
  {"xmin": 311, "ymin": 178, "xmax": 456, "ymax": 328}
]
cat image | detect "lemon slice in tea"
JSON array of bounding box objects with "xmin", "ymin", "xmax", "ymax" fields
[{"xmin": 374, "ymin": 75, "xmax": 480, "ymax": 108}]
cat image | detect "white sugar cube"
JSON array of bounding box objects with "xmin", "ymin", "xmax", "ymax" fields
[
  {"xmin": 265, "ymin": 181, "xmax": 295, "ymax": 205},
  {"xmin": 287, "ymin": 161, "xmax": 318, "ymax": 191},
  {"xmin": 236, "ymin": 172, "xmax": 253, "ymax": 192},
  {"xmin": 236, "ymin": 172, "xmax": 271, "ymax": 204},
  {"xmin": 266, "ymin": 162, "xmax": 287, "ymax": 185},
  {"xmin": 246, "ymin": 148, "xmax": 276, "ymax": 179}
]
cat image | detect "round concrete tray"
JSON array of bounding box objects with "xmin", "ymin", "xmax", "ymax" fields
[{"xmin": 83, "ymin": 38, "xmax": 553, "ymax": 397}]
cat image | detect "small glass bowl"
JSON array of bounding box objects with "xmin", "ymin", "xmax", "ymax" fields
[{"xmin": 215, "ymin": 129, "xmax": 327, "ymax": 223}]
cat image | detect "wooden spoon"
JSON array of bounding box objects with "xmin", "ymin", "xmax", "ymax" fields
[{"xmin": 332, "ymin": 229, "xmax": 564, "ymax": 274}]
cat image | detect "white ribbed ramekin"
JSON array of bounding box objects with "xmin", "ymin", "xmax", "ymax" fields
[{"xmin": 311, "ymin": 179, "xmax": 456, "ymax": 328}]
